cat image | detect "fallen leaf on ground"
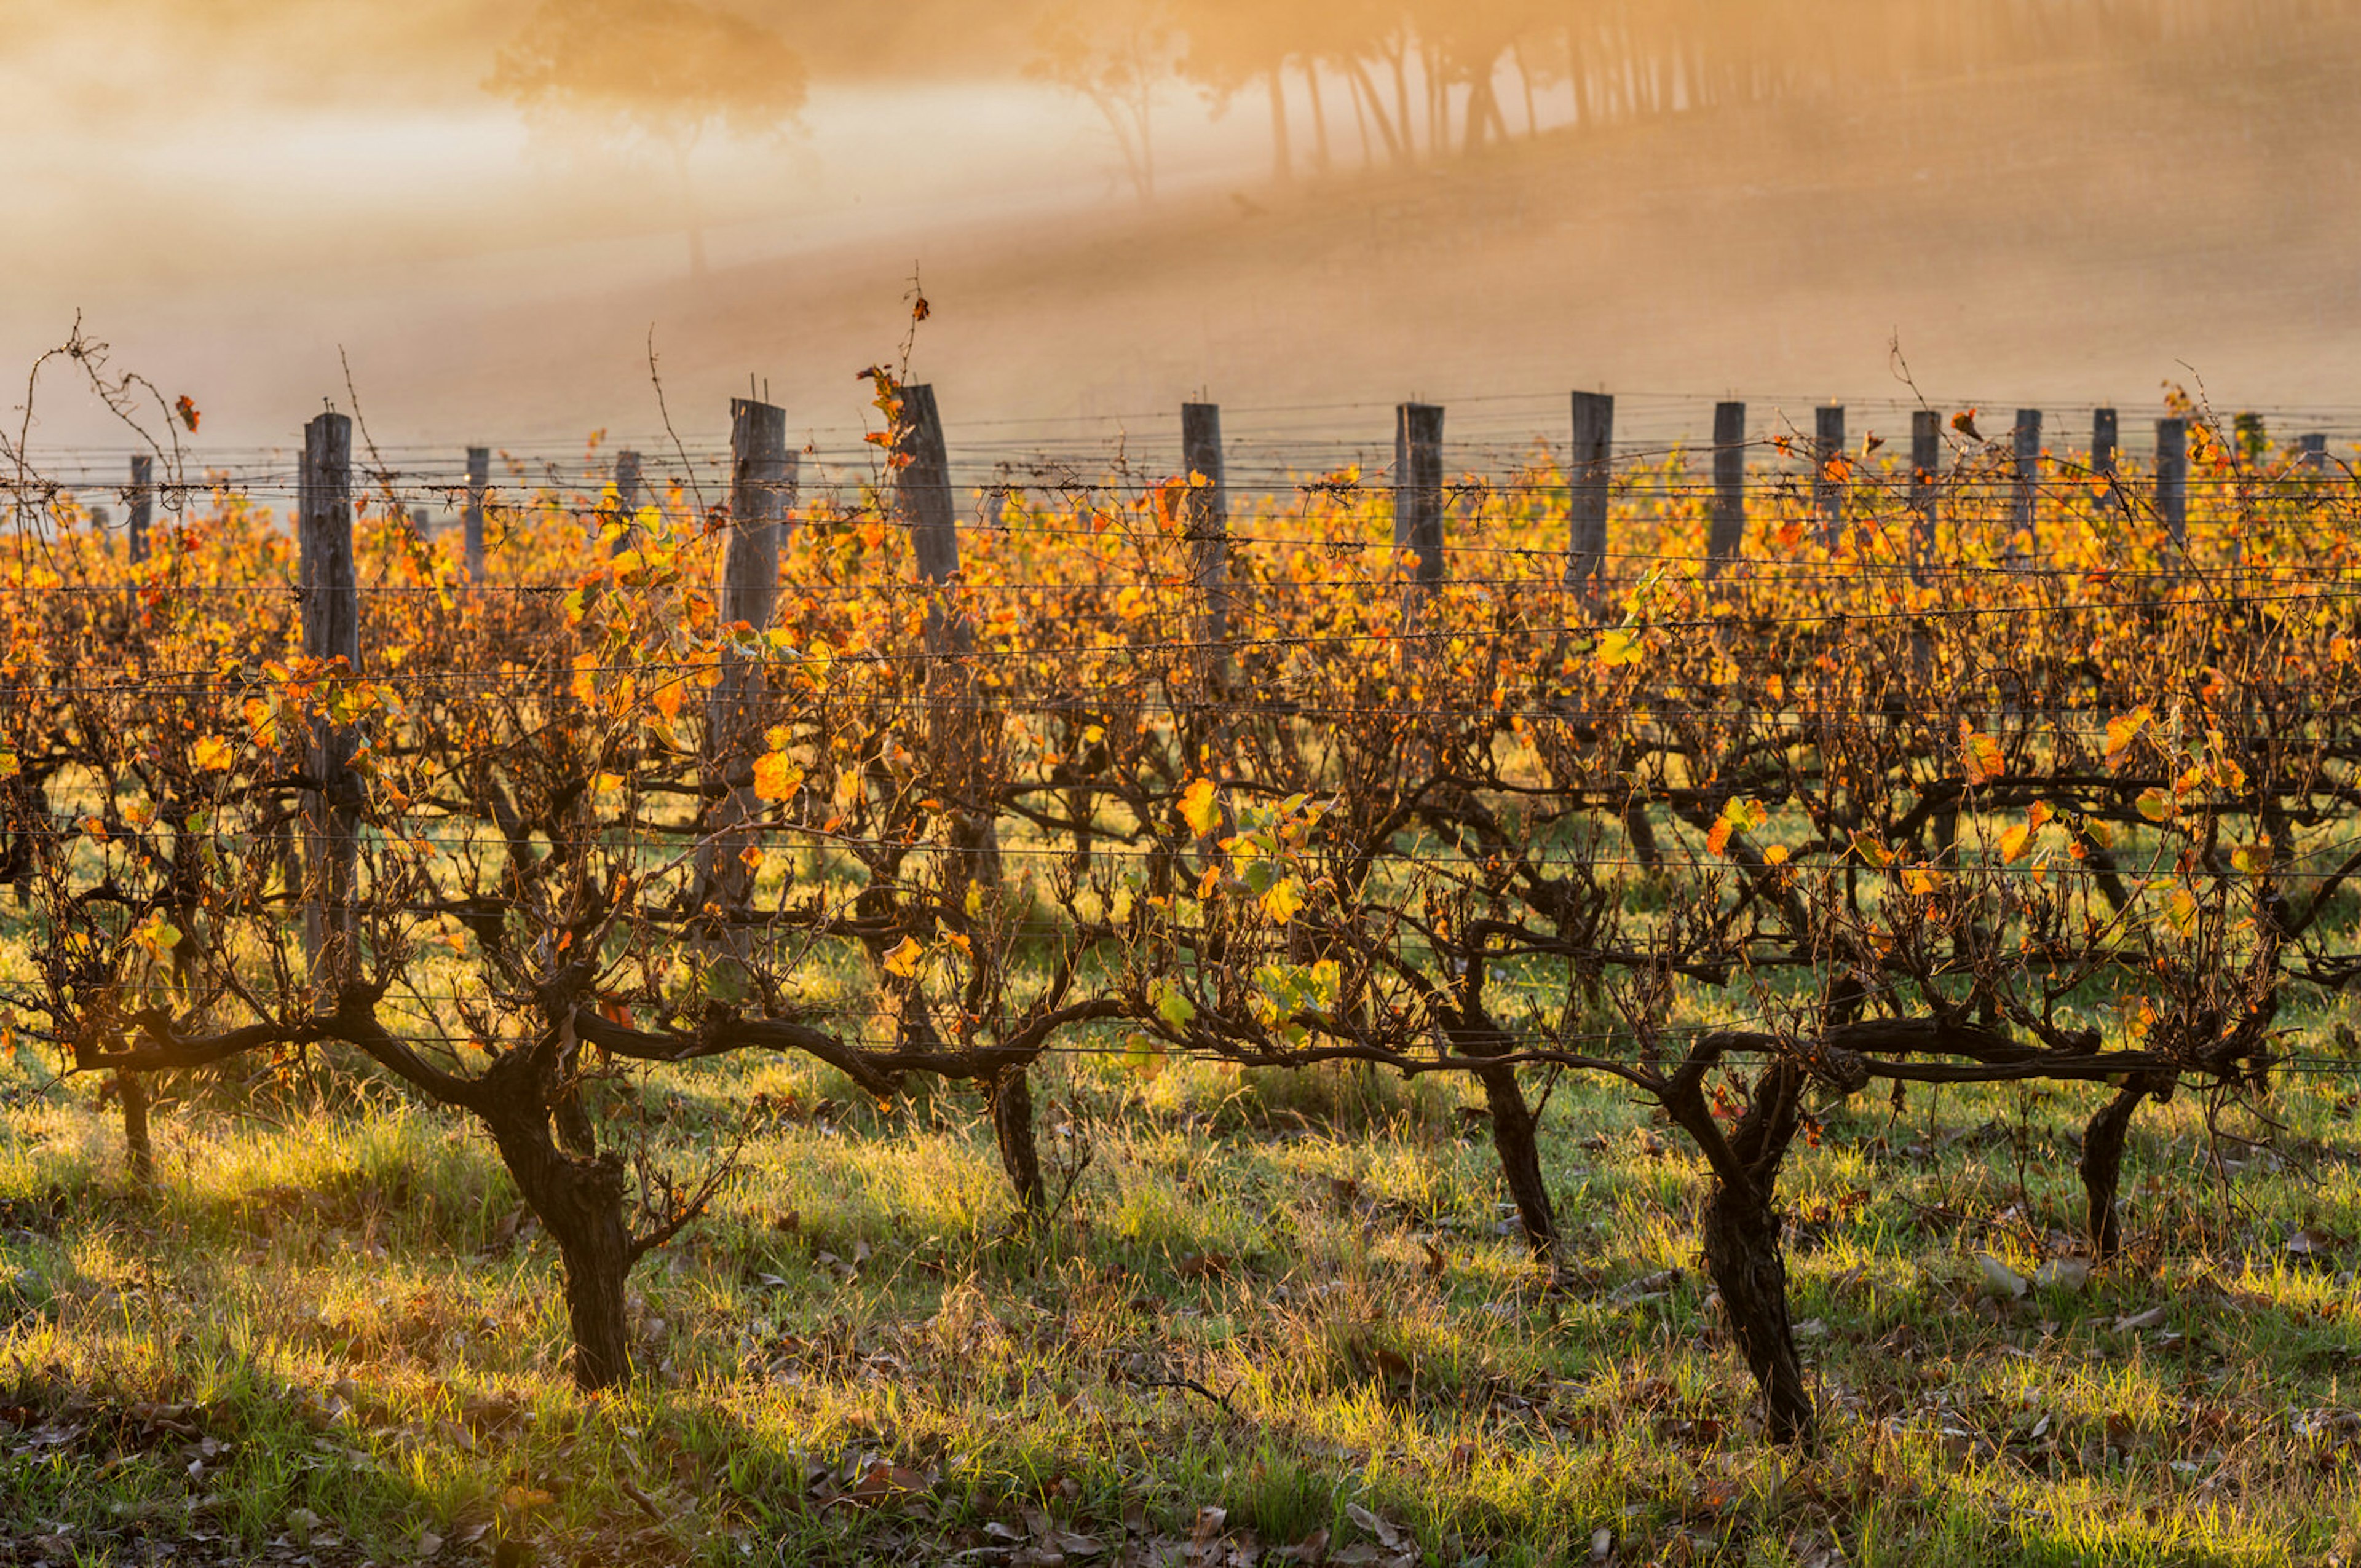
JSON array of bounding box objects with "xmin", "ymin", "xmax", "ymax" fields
[{"xmin": 1976, "ymin": 1254, "xmax": 2028, "ymax": 1299}]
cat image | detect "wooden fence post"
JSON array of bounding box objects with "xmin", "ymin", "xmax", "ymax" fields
[
  {"xmin": 1706, "ymin": 400, "xmax": 1746, "ymax": 573},
  {"xmin": 2092, "ymin": 408, "xmax": 2118, "ymax": 481},
  {"xmin": 899, "ymin": 385, "xmax": 964, "ymax": 620},
  {"xmin": 895, "ymin": 382, "xmax": 1039, "ymax": 1208},
  {"xmin": 694, "ymin": 401, "xmax": 790, "ymax": 924},
  {"xmin": 610, "ymin": 449, "xmax": 643, "ymax": 556},
  {"xmin": 894, "ymin": 382, "xmax": 999, "ymax": 880},
  {"xmin": 2155, "ymin": 417, "xmax": 2189, "ymax": 551},
  {"xmin": 299, "ymin": 412, "xmax": 359, "ymax": 995},
  {"xmin": 1567, "ymin": 391, "xmax": 1613, "ymax": 586},
  {"xmin": 1180, "ymin": 402, "xmax": 1230, "ymax": 677},
  {"xmin": 463, "ymin": 446, "xmax": 489, "ymax": 584},
  {"xmin": 1393, "ymin": 403, "xmax": 1445, "ymax": 591},
  {"xmin": 1909, "ymin": 409, "xmax": 1941, "ymax": 567},
  {"xmin": 2011, "ymin": 408, "xmax": 2042, "ymax": 562},
  {"xmin": 1814, "ymin": 404, "xmax": 1846, "ymax": 543},
  {"xmin": 2300, "ymin": 433, "xmax": 2328, "ymax": 472},
  {"xmin": 127, "ymin": 455, "xmax": 152, "ymax": 565}
]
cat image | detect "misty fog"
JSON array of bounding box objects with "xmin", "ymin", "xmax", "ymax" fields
[{"xmin": 6, "ymin": 0, "xmax": 2359, "ymax": 466}]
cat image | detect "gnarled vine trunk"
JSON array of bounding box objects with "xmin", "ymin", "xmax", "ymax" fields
[
  {"xmin": 472, "ymin": 1052, "xmax": 636, "ymax": 1390},
  {"xmin": 1476, "ymin": 1063, "xmax": 1557, "ymax": 1256},
  {"xmin": 2079, "ymin": 1073, "xmax": 2170, "ymax": 1261},
  {"xmin": 1701, "ymin": 1169, "xmax": 1812, "ymax": 1444},
  {"xmin": 1665, "ymin": 1054, "xmax": 1816, "ymax": 1446},
  {"xmin": 986, "ymin": 1065, "xmax": 1045, "ymax": 1218}
]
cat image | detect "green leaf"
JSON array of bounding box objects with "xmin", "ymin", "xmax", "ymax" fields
[{"xmin": 1152, "ymin": 982, "xmax": 1196, "ymax": 1030}]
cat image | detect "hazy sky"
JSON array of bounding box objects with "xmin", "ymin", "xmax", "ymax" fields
[{"xmin": 7, "ymin": 1, "xmax": 2358, "ymax": 471}]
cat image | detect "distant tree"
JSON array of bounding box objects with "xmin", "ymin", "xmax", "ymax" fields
[
  {"xmin": 1027, "ymin": 0, "xmax": 1180, "ymax": 204},
  {"xmin": 488, "ymin": 0, "xmax": 807, "ymax": 277},
  {"xmin": 1173, "ymin": 0, "xmax": 1310, "ymax": 185}
]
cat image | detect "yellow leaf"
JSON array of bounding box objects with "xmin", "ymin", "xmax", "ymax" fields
[
  {"xmin": 194, "ymin": 735, "xmax": 233, "ymax": 772},
  {"xmin": 1998, "ymin": 822, "xmax": 2032, "ymax": 863},
  {"xmin": 2103, "ymin": 707, "xmax": 2151, "ymax": 769},
  {"xmin": 738, "ymin": 844, "xmax": 765, "ymax": 870},
  {"xmin": 2135, "ymin": 788, "xmax": 2173, "ymax": 823},
  {"xmin": 1905, "ymin": 866, "xmax": 1945, "ymax": 896},
  {"xmin": 2231, "ymin": 842, "xmax": 2272, "ymax": 876},
  {"xmin": 1762, "ymin": 843, "xmax": 1790, "ymax": 867},
  {"xmin": 1596, "ymin": 628, "xmax": 1645, "ymax": 668},
  {"xmin": 1260, "ymin": 876, "xmax": 1306, "ymax": 924},
  {"xmin": 1707, "ymin": 819, "xmax": 1734, "ymax": 856},
  {"xmin": 752, "ymin": 752, "xmax": 804, "ymax": 802},
  {"xmin": 1180, "ymin": 778, "xmax": 1221, "ymax": 838},
  {"xmin": 882, "ymin": 936, "xmax": 923, "ymax": 979}
]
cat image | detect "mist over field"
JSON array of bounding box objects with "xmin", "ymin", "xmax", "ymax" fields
[{"xmin": 6, "ymin": 0, "xmax": 2359, "ymax": 456}]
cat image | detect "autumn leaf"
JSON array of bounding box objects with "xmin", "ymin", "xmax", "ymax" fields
[
  {"xmin": 1180, "ymin": 778, "xmax": 1221, "ymax": 838},
  {"xmin": 1998, "ymin": 801, "xmax": 2050, "ymax": 862},
  {"xmin": 1849, "ymin": 830, "xmax": 1895, "ymax": 868},
  {"xmin": 752, "ymin": 752, "xmax": 804, "ymax": 802},
  {"xmin": 2135, "ymin": 787, "xmax": 2173, "ymax": 823},
  {"xmin": 1905, "ymin": 865, "xmax": 1945, "ymax": 896},
  {"xmin": 1260, "ymin": 875, "xmax": 1306, "ymax": 924},
  {"xmin": 2103, "ymin": 707, "xmax": 2152, "ymax": 769},
  {"xmin": 194, "ymin": 735, "xmax": 233, "ymax": 772},
  {"xmin": 881, "ymin": 936, "xmax": 924, "ymax": 979},
  {"xmin": 1596, "ymin": 628, "xmax": 1645, "ymax": 668},
  {"xmin": 130, "ymin": 913, "xmax": 181, "ymax": 958},
  {"xmin": 1959, "ymin": 723, "xmax": 2004, "ymax": 785},
  {"xmin": 175, "ymin": 395, "xmax": 200, "ymax": 432},
  {"xmin": 242, "ymin": 696, "xmax": 278, "ymax": 749},
  {"xmin": 1706, "ymin": 797, "xmax": 1769, "ymax": 856}
]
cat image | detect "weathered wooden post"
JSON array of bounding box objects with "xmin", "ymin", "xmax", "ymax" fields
[
  {"xmin": 127, "ymin": 455, "xmax": 152, "ymax": 565},
  {"xmin": 1908, "ymin": 409, "xmax": 1942, "ymax": 564},
  {"xmin": 2011, "ymin": 408, "xmax": 2042, "ymax": 563},
  {"xmin": 299, "ymin": 412, "xmax": 359, "ymax": 995},
  {"xmin": 1393, "ymin": 402, "xmax": 1445, "ymax": 590},
  {"xmin": 1706, "ymin": 400, "xmax": 1746, "ymax": 573},
  {"xmin": 463, "ymin": 446, "xmax": 489, "ymax": 584},
  {"xmin": 1180, "ymin": 403, "xmax": 1230, "ymax": 679},
  {"xmin": 610, "ymin": 449, "xmax": 643, "ymax": 556},
  {"xmin": 2092, "ymin": 408, "xmax": 2119, "ymax": 481},
  {"xmin": 1567, "ymin": 391, "xmax": 1613, "ymax": 586},
  {"xmin": 894, "ymin": 382, "xmax": 1037, "ymax": 1213},
  {"xmin": 2156, "ymin": 417, "xmax": 2189, "ymax": 551},
  {"xmin": 1814, "ymin": 404, "xmax": 1846, "ymax": 543},
  {"xmin": 898, "ymin": 386, "xmax": 965, "ymax": 628},
  {"xmin": 2300, "ymin": 433, "xmax": 2328, "ymax": 473},
  {"xmin": 694, "ymin": 401, "xmax": 790, "ymax": 926}
]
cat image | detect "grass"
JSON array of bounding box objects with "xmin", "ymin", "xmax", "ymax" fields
[{"xmin": 4, "ymin": 1032, "xmax": 2361, "ymax": 1568}]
